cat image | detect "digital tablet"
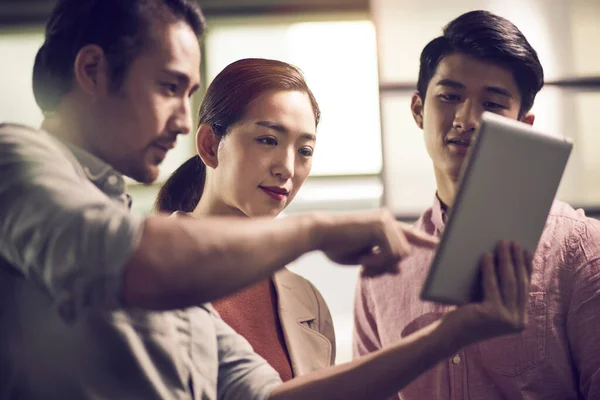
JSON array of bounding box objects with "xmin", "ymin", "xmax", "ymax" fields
[{"xmin": 420, "ymin": 112, "xmax": 573, "ymax": 305}]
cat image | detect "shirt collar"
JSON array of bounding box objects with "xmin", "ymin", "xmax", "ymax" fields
[
  {"xmin": 62, "ymin": 142, "xmax": 129, "ymax": 204},
  {"xmin": 430, "ymin": 193, "xmax": 448, "ymax": 233}
]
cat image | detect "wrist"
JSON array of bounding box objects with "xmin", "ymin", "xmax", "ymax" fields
[
  {"xmin": 300, "ymin": 212, "xmax": 331, "ymax": 252},
  {"xmin": 433, "ymin": 315, "xmax": 471, "ymax": 356}
]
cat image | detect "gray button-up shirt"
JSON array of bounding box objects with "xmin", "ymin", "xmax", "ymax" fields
[{"xmin": 0, "ymin": 123, "xmax": 282, "ymax": 399}]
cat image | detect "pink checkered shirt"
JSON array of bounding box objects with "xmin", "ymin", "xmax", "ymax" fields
[{"xmin": 354, "ymin": 197, "xmax": 600, "ymax": 399}]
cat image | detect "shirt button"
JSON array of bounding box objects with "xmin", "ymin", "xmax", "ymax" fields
[
  {"xmin": 452, "ymin": 354, "xmax": 462, "ymax": 365},
  {"xmin": 107, "ymin": 175, "xmax": 119, "ymax": 186}
]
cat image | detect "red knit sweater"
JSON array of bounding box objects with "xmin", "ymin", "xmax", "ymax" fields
[{"xmin": 212, "ymin": 278, "xmax": 294, "ymax": 381}]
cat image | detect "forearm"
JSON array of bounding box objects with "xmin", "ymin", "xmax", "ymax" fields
[
  {"xmin": 122, "ymin": 213, "xmax": 320, "ymax": 309},
  {"xmin": 270, "ymin": 320, "xmax": 459, "ymax": 400}
]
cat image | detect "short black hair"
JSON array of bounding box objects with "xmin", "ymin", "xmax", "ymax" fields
[
  {"xmin": 32, "ymin": 0, "xmax": 205, "ymax": 113},
  {"xmin": 417, "ymin": 10, "xmax": 544, "ymax": 117}
]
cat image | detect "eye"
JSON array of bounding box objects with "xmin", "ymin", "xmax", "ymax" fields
[
  {"xmin": 439, "ymin": 93, "xmax": 461, "ymax": 102},
  {"xmin": 299, "ymin": 147, "xmax": 313, "ymax": 157},
  {"xmin": 256, "ymin": 137, "xmax": 278, "ymax": 146},
  {"xmin": 161, "ymin": 82, "xmax": 178, "ymax": 95},
  {"xmin": 483, "ymin": 101, "xmax": 507, "ymax": 110}
]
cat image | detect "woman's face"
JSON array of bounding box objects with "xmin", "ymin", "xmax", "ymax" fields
[{"xmin": 210, "ymin": 90, "xmax": 317, "ymax": 218}]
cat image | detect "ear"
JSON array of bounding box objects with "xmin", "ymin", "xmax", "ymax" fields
[
  {"xmin": 411, "ymin": 92, "xmax": 424, "ymax": 129},
  {"xmin": 73, "ymin": 44, "xmax": 110, "ymax": 98},
  {"xmin": 196, "ymin": 124, "xmax": 221, "ymax": 169},
  {"xmin": 521, "ymin": 112, "xmax": 535, "ymax": 126}
]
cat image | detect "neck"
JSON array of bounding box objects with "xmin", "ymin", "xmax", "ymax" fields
[
  {"xmin": 40, "ymin": 100, "xmax": 90, "ymax": 152},
  {"xmin": 191, "ymin": 178, "xmax": 248, "ymax": 219},
  {"xmin": 192, "ymin": 199, "xmax": 243, "ymax": 218},
  {"xmin": 433, "ymin": 166, "xmax": 458, "ymax": 208}
]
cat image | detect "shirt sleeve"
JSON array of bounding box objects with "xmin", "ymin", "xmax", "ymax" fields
[
  {"xmin": 0, "ymin": 124, "xmax": 143, "ymax": 320},
  {"xmin": 352, "ymin": 276, "xmax": 382, "ymax": 358},
  {"xmin": 565, "ymin": 221, "xmax": 600, "ymax": 399},
  {"xmin": 213, "ymin": 310, "xmax": 282, "ymax": 400}
]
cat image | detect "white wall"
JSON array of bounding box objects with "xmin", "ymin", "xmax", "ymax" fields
[{"xmin": 0, "ymin": 27, "xmax": 44, "ymax": 127}]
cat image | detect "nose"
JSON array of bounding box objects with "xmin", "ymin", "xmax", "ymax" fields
[
  {"xmin": 170, "ymin": 98, "xmax": 193, "ymax": 136},
  {"xmin": 271, "ymin": 146, "xmax": 294, "ymax": 181},
  {"xmin": 453, "ymin": 99, "xmax": 480, "ymax": 133}
]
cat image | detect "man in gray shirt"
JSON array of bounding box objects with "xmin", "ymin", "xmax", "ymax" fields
[{"xmin": 0, "ymin": 0, "xmax": 534, "ymax": 399}]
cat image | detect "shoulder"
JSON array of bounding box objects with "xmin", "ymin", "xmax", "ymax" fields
[
  {"xmin": 274, "ymin": 268, "xmax": 322, "ymax": 303},
  {"xmin": 274, "ymin": 268, "xmax": 332, "ymax": 320},
  {"xmin": 0, "ymin": 123, "xmax": 80, "ymax": 172},
  {"xmin": 546, "ymin": 200, "xmax": 600, "ymax": 267},
  {"xmin": 1, "ymin": 123, "xmax": 61, "ymax": 150},
  {"xmin": 0, "ymin": 122, "xmax": 37, "ymax": 138}
]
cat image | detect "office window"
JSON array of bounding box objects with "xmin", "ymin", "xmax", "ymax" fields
[
  {"xmin": 204, "ymin": 16, "xmax": 382, "ymax": 177},
  {"xmin": 203, "ymin": 15, "xmax": 384, "ymax": 363},
  {"xmin": 0, "ymin": 28, "xmax": 44, "ymax": 127},
  {"xmin": 373, "ymin": 0, "xmax": 600, "ymax": 215}
]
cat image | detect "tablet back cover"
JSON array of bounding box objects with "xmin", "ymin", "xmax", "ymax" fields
[{"xmin": 421, "ymin": 112, "xmax": 572, "ymax": 305}]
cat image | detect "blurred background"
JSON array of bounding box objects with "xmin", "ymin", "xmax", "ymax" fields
[{"xmin": 1, "ymin": 0, "xmax": 599, "ymax": 363}]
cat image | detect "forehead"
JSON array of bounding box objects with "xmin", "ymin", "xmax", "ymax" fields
[
  {"xmin": 135, "ymin": 19, "xmax": 201, "ymax": 82},
  {"xmin": 244, "ymin": 90, "xmax": 317, "ymax": 134},
  {"xmin": 430, "ymin": 53, "xmax": 520, "ymax": 97}
]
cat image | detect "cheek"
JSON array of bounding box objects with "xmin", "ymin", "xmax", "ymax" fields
[
  {"xmin": 100, "ymin": 102, "xmax": 140, "ymax": 149},
  {"xmin": 425, "ymin": 101, "xmax": 450, "ymax": 123},
  {"xmin": 144, "ymin": 97, "xmax": 170, "ymax": 131},
  {"xmin": 130, "ymin": 88, "xmax": 169, "ymax": 131},
  {"xmin": 424, "ymin": 106, "xmax": 454, "ymax": 140},
  {"xmin": 227, "ymin": 151, "xmax": 262, "ymax": 190},
  {"xmin": 291, "ymin": 161, "xmax": 311, "ymax": 194},
  {"xmin": 505, "ymin": 106, "xmax": 521, "ymax": 119}
]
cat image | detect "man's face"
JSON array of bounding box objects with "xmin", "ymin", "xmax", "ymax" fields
[
  {"xmin": 412, "ymin": 52, "xmax": 529, "ymax": 183},
  {"xmin": 89, "ymin": 20, "xmax": 201, "ymax": 183}
]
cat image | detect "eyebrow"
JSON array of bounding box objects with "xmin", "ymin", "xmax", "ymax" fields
[
  {"xmin": 436, "ymin": 79, "xmax": 513, "ymax": 98},
  {"xmin": 255, "ymin": 120, "xmax": 316, "ymax": 141},
  {"xmin": 485, "ymin": 86, "xmax": 513, "ymax": 98},
  {"xmin": 162, "ymin": 68, "xmax": 200, "ymax": 94},
  {"xmin": 436, "ymin": 79, "xmax": 466, "ymax": 90}
]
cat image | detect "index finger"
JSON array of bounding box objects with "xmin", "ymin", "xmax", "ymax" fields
[{"xmin": 397, "ymin": 222, "xmax": 439, "ymax": 249}]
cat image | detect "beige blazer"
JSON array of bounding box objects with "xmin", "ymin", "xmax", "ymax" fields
[
  {"xmin": 273, "ymin": 268, "xmax": 336, "ymax": 376},
  {"xmin": 169, "ymin": 212, "xmax": 335, "ymax": 374}
]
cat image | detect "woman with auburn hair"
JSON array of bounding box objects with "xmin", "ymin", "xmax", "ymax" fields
[
  {"xmin": 155, "ymin": 58, "xmax": 534, "ymax": 400},
  {"xmin": 155, "ymin": 58, "xmax": 335, "ymax": 380}
]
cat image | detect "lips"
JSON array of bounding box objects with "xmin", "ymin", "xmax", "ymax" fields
[
  {"xmin": 261, "ymin": 186, "xmax": 289, "ymax": 195},
  {"xmin": 446, "ymin": 136, "xmax": 471, "ymax": 146},
  {"xmin": 154, "ymin": 141, "xmax": 177, "ymax": 152},
  {"xmin": 260, "ymin": 186, "xmax": 289, "ymax": 201}
]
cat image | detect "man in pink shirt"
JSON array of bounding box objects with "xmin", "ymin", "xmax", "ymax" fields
[{"xmin": 354, "ymin": 10, "xmax": 600, "ymax": 400}]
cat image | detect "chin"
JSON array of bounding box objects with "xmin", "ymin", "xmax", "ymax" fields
[
  {"xmin": 265, "ymin": 209, "xmax": 282, "ymax": 218},
  {"xmin": 129, "ymin": 165, "xmax": 159, "ymax": 184}
]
